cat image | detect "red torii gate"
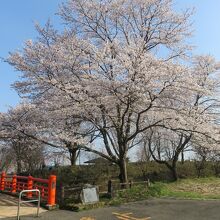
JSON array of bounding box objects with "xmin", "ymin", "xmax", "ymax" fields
[{"xmin": 0, "ymin": 172, "xmax": 56, "ymax": 208}]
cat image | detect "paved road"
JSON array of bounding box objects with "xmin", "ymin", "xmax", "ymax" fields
[{"xmin": 2, "ymin": 198, "xmax": 220, "ymax": 220}]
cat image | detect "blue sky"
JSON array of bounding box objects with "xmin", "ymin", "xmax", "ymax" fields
[
  {"xmin": 0, "ymin": 0, "xmax": 61, "ymax": 112},
  {"xmin": 1, "ymin": 0, "xmax": 220, "ymax": 112}
]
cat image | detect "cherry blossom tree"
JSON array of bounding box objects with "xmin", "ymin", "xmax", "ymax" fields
[
  {"xmin": 0, "ymin": 105, "xmax": 45, "ymax": 173},
  {"xmin": 6, "ymin": 0, "xmax": 220, "ymax": 184},
  {"xmin": 0, "ymin": 144, "xmax": 13, "ymax": 172},
  {"xmin": 143, "ymin": 56, "xmax": 220, "ymax": 180},
  {"xmin": 0, "ymin": 103, "xmax": 84, "ymax": 166}
]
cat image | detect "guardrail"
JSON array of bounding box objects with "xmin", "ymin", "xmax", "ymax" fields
[
  {"xmin": 17, "ymin": 189, "xmax": 41, "ymax": 220},
  {"xmin": 0, "ymin": 172, "xmax": 56, "ymax": 208}
]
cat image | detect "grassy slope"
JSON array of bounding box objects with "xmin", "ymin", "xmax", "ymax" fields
[
  {"xmin": 159, "ymin": 177, "xmax": 220, "ymax": 200},
  {"xmin": 111, "ymin": 178, "xmax": 220, "ymax": 205}
]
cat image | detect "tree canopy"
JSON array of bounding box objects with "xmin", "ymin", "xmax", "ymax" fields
[{"xmin": 1, "ymin": 0, "xmax": 220, "ymax": 182}]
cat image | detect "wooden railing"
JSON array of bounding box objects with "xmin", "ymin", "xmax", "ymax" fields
[
  {"xmin": 58, "ymin": 179, "xmax": 151, "ymax": 203},
  {"xmin": 0, "ymin": 172, "xmax": 56, "ymax": 207}
]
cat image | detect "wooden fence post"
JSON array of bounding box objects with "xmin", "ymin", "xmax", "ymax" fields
[
  {"xmin": 0, "ymin": 172, "xmax": 6, "ymax": 191},
  {"xmin": 108, "ymin": 179, "xmax": 112, "ymax": 194},
  {"xmin": 61, "ymin": 186, "xmax": 65, "ymax": 204},
  {"xmin": 11, "ymin": 175, "xmax": 17, "ymax": 193},
  {"xmin": 47, "ymin": 175, "xmax": 56, "ymax": 207},
  {"xmin": 108, "ymin": 180, "xmax": 114, "ymax": 198}
]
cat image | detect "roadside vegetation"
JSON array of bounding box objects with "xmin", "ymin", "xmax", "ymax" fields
[
  {"xmin": 47, "ymin": 161, "xmax": 220, "ymax": 211},
  {"xmin": 61, "ymin": 177, "xmax": 220, "ymax": 211}
]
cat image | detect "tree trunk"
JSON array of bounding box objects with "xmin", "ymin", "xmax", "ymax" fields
[
  {"xmin": 69, "ymin": 148, "xmax": 78, "ymax": 166},
  {"xmin": 165, "ymin": 160, "xmax": 178, "ymax": 181},
  {"xmin": 65, "ymin": 142, "xmax": 80, "ymax": 166},
  {"xmin": 118, "ymin": 158, "xmax": 128, "ymax": 188},
  {"xmin": 196, "ymin": 157, "xmax": 206, "ymax": 178},
  {"xmin": 157, "ymin": 147, "xmax": 161, "ymax": 160},
  {"xmin": 170, "ymin": 165, "xmax": 178, "ymax": 181},
  {"xmin": 181, "ymin": 150, "xmax": 184, "ymax": 164},
  {"xmin": 16, "ymin": 159, "xmax": 22, "ymax": 174}
]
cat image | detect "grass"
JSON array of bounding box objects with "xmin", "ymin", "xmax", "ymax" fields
[
  {"xmin": 109, "ymin": 184, "xmax": 156, "ymax": 205},
  {"xmin": 159, "ymin": 177, "xmax": 220, "ymax": 200},
  {"xmin": 62, "ymin": 177, "xmax": 220, "ymax": 211},
  {"xmin": 110, "ymin": 177, "xmax": 220, "ymax": 204}
]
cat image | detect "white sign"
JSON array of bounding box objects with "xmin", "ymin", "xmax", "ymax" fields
[{"xmin": 81, "ymin": 187, "xmax": 99, "ymax": 204}]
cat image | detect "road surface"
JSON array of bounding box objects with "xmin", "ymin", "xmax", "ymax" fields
[{"xmin": 1, "ymin": 195, "xmax": 220, "ymax": 220}]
